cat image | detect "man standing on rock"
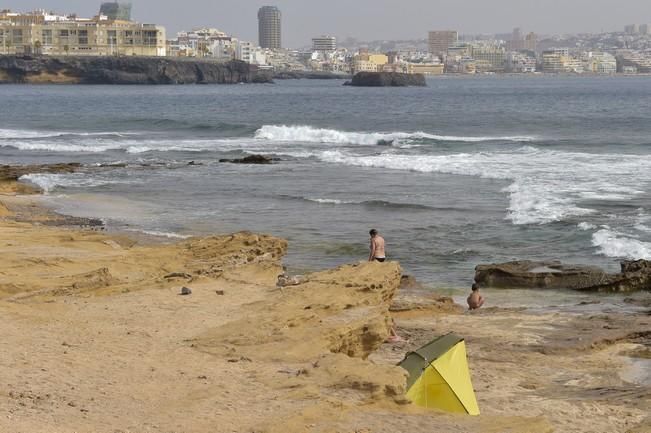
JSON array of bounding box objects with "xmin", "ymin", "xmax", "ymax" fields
[{"xmin": 368, "ymin": 229, "xmax": 386, "ymax": 262}]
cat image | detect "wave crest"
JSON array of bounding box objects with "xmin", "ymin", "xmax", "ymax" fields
[{"xmin": 254, "ymin": 125, "xmax": 534, "ymax": 145}]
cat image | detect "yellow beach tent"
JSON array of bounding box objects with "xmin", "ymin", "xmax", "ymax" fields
[{"xmin": 399, "ymin": 333, "xmax": 480, "ymax": 415}]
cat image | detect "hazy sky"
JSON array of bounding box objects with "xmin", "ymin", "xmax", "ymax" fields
[{"xmin": 10, "ymin": 0, "xmax": 651, "ymax": 46}]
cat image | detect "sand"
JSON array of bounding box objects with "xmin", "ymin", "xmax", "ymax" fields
[{"xmin": 1, "ymin": 184, "xmax": 650, "ymax": 433}]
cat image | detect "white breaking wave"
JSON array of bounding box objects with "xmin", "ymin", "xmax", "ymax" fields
[
  {"xmin": 0, "ymin": 138, "xmax": 255, "ymax": 154},
  {"xmin": 305, "ymin": 197, "xmax": 353, "ymax": 204},
  {"xmin": 123, "ymin": 228, "xmax": 191, "ymax": 239},
  {"xmin": 578, "ymin": 222, "xmax": 597, "ymax": 231},
  {"xmin": 592, "ymin": 228, "xmax": 651, "ymax": 260},
  {"xmin": 0, "ymin": 128, "xmax": 134, "ymax": 140},
  {"xmin": 319, "ymin": 147, "xmax": 651, "ymax": 225},
  {"xmin": 254, "ymin": 124, "xmax": 535, "ymax": 145},
  {"xmin": 1, "ymin": 125, "xmax": 533, "ymax": 154},
  {"xmin": 19, "ymin": 173, "xmax": 129, "ymax": 193}
]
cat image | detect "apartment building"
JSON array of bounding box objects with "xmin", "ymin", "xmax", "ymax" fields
[{"xmin": 0, "ymin": 9, "xmax": 166, "ymax": 56}]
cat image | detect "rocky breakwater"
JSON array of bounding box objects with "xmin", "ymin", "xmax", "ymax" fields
[
  {"xmin": 475, "ymin": 259, "xmax": 651, "ymax": 292},
  {"xmin": 0, "ymin": 55, "xmax": 273, "ymax": 84},
  {"xmin": 345, "ymin": 71, "xmax": 427, "ymax": 87}
]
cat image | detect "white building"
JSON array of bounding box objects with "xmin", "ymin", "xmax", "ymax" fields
[{"xmin": 312, "ymin": 35, "xmax": 336, "ymax": 52}]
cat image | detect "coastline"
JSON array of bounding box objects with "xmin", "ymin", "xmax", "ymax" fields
[{"xmin": 1, "ymin": 177, "xmax": 650, "ymax": 432}]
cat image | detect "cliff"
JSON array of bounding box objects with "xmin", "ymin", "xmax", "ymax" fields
[
  {"xmin": 0, "ymin": 55, "xmax": 273, "ymax": 84},
  {"xmin": 345, "ymin": 71, "xmax": 427, "ymax": 87}
]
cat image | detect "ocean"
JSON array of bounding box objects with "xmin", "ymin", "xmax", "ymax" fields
[{"xmin": 2, "ymin": 76, "xmax": 651, "ymax": 299}]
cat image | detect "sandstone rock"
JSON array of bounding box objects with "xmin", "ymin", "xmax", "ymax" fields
[
  {"xmin": 180, "ymin": 287, "xmax": 192, "ymax": 296},
  {"xmin": 399, "ymin": 275, "xmax": 426, "ymax": 291},
  {"xmin": 70, "ymin": 267, "xmax": 116, "ymax": 291},
  {"xmin": 475, "ymin": 259, "xmax": 651, "ymax": 292},
  {"xmin": 345, "ymin": 72, "xmax": 427, "ymax": 87},
  {"xmin": 0, "ymin": 163, "xmax": 82, "ymax": 183}
]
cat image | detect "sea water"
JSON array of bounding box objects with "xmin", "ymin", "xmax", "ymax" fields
[{"xmin": 2, "ymin": 76, "xmax": 651, "ymax": 300}]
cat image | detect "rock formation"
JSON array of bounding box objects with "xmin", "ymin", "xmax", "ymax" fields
[
  {"xmin": 218, "ymin": 155, "xmax": 277, "ymax": 164},
  {"xmin": 0, "ymin": 163, "xmax": 83, "ymax": 194},
  {"xmin": 475, "ymin": 259, "xmax": 651, "ymax": 292},
  {"xmin": 345, "ymin": 72, "xmax": 427, "ymax": 87},
  {"xmin": 0, "ymin": 55, "xmax": 272, "ymax": 84}
]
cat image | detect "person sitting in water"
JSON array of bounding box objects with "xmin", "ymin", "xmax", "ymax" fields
[
  {"xmin": 368, "ymin": 229, "xmax": 386, "ymax": 262},
  {"xmin": 467, "ymin": 283, "xmax": 485, "ymax": 310}
]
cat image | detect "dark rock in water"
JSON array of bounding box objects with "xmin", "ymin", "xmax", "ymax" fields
[
  {"xmin": 180, "ymin": 287, "xmax": 192, "ymax": 296},
  {"xmin": 475, "ymin": 259, "xmax": 651, "ymax": 292},
  {"xmin": 219, "ymin": 155, "xmax": 276, "ymax": 164},
  {"xmin": 0, "ymin": 55, "xmax": 273, "ymax": 85},
  {"xmin": 376, "ymin": 139, "xmax": 394, "ymax": 146},
  {"xmin": 346, "ymin": 72, "xmax": 427, "ymax": 87},
  {"xmin": 273, "ymin": 70, "xmax": 351, "ymax": 80}
]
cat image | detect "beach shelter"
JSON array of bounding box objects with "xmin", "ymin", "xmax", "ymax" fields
[{"xmin": 399, "ymin": 333, "xmax": 480, "ymax": 415}]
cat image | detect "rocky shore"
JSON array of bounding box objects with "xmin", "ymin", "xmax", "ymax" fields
[
  {"xmin": 0, "ymin": 169, "xmax": 649, "ymax": 433},
  {"xmin": 0, "ymin": 55, "xmax": 273, "ymax": 84}
]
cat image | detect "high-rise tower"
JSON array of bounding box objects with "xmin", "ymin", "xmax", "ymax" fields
[
  {"xmin": 99, "ymin": 2, "xmax": 132, "ymax": 20},
  {"xmin": 258, "ymin": 6, "xmax": 281, "ymax": 49}
]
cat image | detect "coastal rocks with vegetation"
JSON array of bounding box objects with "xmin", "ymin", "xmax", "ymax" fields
[
  {"xmin": 475, "ymin": 259, "xmax": 651, "ymax": 292},
  {"xmin": 344, "ymin": 72, "xmax": 427, "ymax": 87},
  {"xmin": 0, "ymin": 55, "xmax": 273, "ymax": 84}
]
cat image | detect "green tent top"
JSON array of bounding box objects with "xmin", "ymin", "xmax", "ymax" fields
[{"xmin": 399, "ymin": 333, "xmax": 480, "ymax": 415}]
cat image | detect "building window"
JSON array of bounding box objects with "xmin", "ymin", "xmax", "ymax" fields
[
  {"xmin": 12, "ymin": 29, "xmax": 23, "ymax": 44},
  {"xmin": 107, "ymin": 30, "xmax": 117, "ymax": 46},
  {"xmin": 42, "ymin": 29, "xmax": 53, "ymax": 45},
  {"xmin": 60, "ymin": 29, "xmax": 69, "ymax": 38},
  {"xmin": 123, "ymin": 30, "xmax": 133, "ymax": 45},
  {"xmin": 143, "ymin": 30, "xmax": 157, "ymax": 46},
  {"xmin": 78, "ymin": 29, "xmax": 88, "ymax": 45}
]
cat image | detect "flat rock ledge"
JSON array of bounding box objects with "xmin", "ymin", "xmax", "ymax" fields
[{"xmin": 475, "ymin": 259, "xmax": 651, "ymax": 292}]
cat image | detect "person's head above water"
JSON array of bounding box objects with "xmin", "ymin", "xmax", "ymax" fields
[
  {"xmin": 369, "ymin": 229, "xmax": 378, "ymax": 237},
  {"xmin": 471, "ymin": 283, "xmax": 479, "ymax": 291}
]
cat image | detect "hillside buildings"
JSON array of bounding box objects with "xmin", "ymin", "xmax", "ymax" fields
[
  {"xmin": 258, "ymin": 6, "xmax": 281, "ymax": 49},
  {"xmin": 0, "ymin": 7, "xmax": 165, "ymax": 56}
]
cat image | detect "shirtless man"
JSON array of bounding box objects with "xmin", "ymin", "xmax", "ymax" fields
[
  {"xmin": 467, "ymin": 284, "xmax": 485, "ymax": 310},
  {"xmin": 368, "ymin": 229, "xmax": 386, "ymax": 262}
]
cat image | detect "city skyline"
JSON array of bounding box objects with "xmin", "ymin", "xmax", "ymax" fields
[{"xmin": 5, "ymin": 0, "xmax": 651, "ymax": 47}]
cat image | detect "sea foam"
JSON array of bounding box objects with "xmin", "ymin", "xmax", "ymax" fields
[
  {"xmin": 592, "ymin": 228, "xmax": 651, "ymax": 260},
  {"xmin": 19, "ymin": 173, "xmax": 129, "ymax": 193},
  {"xmin": 318, "ymin": 147, "xmax": 651, "ymax": 226}
]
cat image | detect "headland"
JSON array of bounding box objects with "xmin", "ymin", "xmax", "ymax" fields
[{"xmin": 0, "ymin": 55, "xmax": 273, "ymax": 84}]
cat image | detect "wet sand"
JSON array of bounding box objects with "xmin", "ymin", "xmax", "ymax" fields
[{"xmin": 1, "ymin": 182, "xmax": 650, "ymax": 433}]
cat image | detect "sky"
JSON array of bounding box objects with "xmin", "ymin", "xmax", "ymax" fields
[{"xmin": 9, "ymin": 0, "xmax": 651, "ymax": 47}]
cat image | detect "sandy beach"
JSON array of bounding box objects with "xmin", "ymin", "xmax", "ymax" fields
[{"xmin": 1, "ymin": 178, "xmax": 650, "ymax": 433}]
